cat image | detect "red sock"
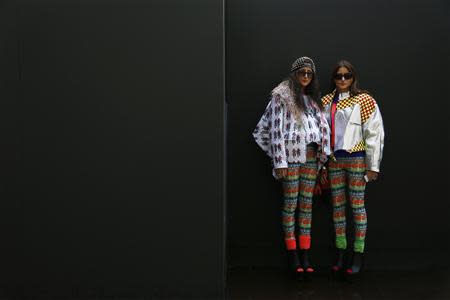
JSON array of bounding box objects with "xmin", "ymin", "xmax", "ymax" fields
[
  {"xmin": 299, "ymin": 235, "xmax": 311, "ymax": 249},
  {"xmin": 285, "ymin": 239, "xmax": 296, "ymax": 250}
]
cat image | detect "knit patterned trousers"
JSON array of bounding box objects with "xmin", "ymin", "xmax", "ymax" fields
[
  {"xmin": 281, "ymin": 145, "xmax": 318, "ymax": 250},
  {"xmin": 329, "ymin": 156, "xmax": 367, "ymax": 253}
]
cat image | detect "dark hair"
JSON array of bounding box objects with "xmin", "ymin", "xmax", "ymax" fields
[
  {"xmin": 330, "ymin": 60, "xmax": 368, "ymax": 96},
  {"xmin": 286, "ymin": 68, "xmax": 323, "ymax": 111}
]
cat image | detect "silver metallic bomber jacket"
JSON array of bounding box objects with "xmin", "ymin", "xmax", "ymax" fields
[{"xmin": 321, "ymin": 91, "xmax": 385, "ymax": 172}]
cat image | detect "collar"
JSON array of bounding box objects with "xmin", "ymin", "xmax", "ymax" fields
[{"xmin": 338, "ymin": 91, "xmax": 350, "ymax": 100}]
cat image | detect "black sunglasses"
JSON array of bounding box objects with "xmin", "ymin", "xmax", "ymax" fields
[
  {"xmin": 298, "ymin": 70, "xmax": 314, "ymax": 78},
  {"xmin": 334, "ymin": 72, "xmax": 353, "ymax": 80}
]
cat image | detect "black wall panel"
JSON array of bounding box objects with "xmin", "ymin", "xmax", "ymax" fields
[
  {"xmin": 227, "ymin": 0, "xmax": 450, "ymax": 270},
  {"xmin": 0, "ymin": 0, "xmax": 225, "ymax": 298}
]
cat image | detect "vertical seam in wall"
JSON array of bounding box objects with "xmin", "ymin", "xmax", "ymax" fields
[
  {"xmin": 222, "ymin": 0, "xmax": 227, "ymax": 298},
  {"xmin": 16, "ymin": 3, "xmax": 22, "ymax": 82}
]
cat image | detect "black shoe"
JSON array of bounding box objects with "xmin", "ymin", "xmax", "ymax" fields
[
  {"xmin": 331, "ymin": 248, "xmax": 346, "ymax": 273},
  {"xmin": 287, "ymin": 249, "xmax": 303, "ymax": 276},
  {"xmin": 346, "ymin": 251, "xmax": 363, "ymax": 274},
  {"xmin": 300, "ymin": 249, "xmax": 314, "ymax": 273},
  {"xmin": 299, "ymin": 249, "xmax": 314, "ymax": 281}
]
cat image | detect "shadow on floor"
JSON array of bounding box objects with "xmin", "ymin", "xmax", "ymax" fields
[{"xmin": 226, "ymin": 267, "xmax": 450, "ymax": 299}]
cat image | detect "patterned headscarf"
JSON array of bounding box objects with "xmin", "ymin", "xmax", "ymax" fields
[{"xmin": 290, "ymin": 56, "xmax": 316, "ymax": 74}]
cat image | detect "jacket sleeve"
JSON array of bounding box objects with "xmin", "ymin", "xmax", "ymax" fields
[
  {"xmin": 363, "ymin": 102, "xmax": 384, "ymax": 172},
  {"xmin": 314, "ymin": 104, "xmax": 332, "ymax": 170},
  {"xmin": 253, "ymin": 95, "xmax": 287, "ymax": 169}
]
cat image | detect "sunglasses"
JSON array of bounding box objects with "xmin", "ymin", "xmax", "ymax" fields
[
  {"xmin": 334, "ymin": 72, "xmax": 353, "ymax": 80},
  {"xmin": 298, "ymin": 70, "xmax": 314, "ymax": 78}
]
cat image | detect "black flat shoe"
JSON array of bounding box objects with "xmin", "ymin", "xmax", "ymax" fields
[
  {"xmin": 299, "ymin": 250, "xmax": 314, "ymax": 273},
  {"xmin": 299, "ymin": 249, "xmax": 315, "ymax": 281},
  {"xmin": 345, "ymin": 252, "xmax": 364, "ymax": 283},
  {"xmin": 346, "ymin": 252, "xmax": 363, "ymax": 273},
  {"xmin": 331, "ymin": 248, "xmax": 346, "ymax": 273},
  {"xmin": 287, "ymin": 249, "xmax": 304, "ymax": 278}
]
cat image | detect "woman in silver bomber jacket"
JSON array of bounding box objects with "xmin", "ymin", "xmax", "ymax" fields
[
  {"xmin": 253, "ymin": 57, "xmax": 331, "ymax": 278},
  {"xmin": 322, "ymin": 60, "xmax": 385, "ymax": 277}
]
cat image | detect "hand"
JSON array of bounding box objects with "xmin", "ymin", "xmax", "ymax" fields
[
  {"xmin": 275, "ymin": 168, "xmax": 288, "ymax": 179},
  {"xmin": 320, "ymin": 167, "xmax": 328, "ymax": 185},
  {"xmin": 366, "ymin": 170, "xmax": 378, "ymax": 182}
]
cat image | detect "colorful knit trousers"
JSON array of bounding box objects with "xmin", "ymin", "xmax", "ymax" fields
[
  {"xmin": 329, "ymin": 156, "xmax": 367, "ymax": 253},
  {"xmin": 281, "ymin": 145, "xmax": 318, "ymax": 250}
]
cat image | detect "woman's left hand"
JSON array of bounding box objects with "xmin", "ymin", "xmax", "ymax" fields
[
  {"xmin": 366, "ymin": 170, "xmax": 378, "ymax": 181},
  {"xmin": 319, "ymin": 167, "xmax": 328, "ymax": 185}
]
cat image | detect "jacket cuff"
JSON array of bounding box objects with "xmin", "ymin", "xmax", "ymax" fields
[
  {"xmin": 365, "ymin": 160, "xmax": 380, "ymax": 173},
  {"xmin": 273, "ymin": 161, "xmax": 288, "ymax": 169}
]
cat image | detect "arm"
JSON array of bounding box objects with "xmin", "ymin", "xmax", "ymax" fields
[
  {"xmin": 269, "ymin": 95, "xmax": 288, "ymax": 170},
  {"xmin": 363, "ymin": 102, "xmax": 385, "ymax": 173},
  {"xmin": 253, "ymin": 101, "xmax": 273, "ymax": 158},
  {"xmin": 253, "ymin": 95, "xmax": 288, "ymax": 178},
  {"xmin": 317, "ymin": 108, "xmax": 332, "ymax": 170}
]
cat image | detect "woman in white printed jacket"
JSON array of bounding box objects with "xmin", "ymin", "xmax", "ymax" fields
[
  {"xmin": 253, "ymin": 57, "xmax": 331, "ymax": 278},
  {"xmin": 322, "ymin": 60, "xmax": 384, "ymax": 277}
]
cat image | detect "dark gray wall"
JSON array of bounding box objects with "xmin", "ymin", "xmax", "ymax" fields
[
  {"xmin": 227, "ymin": 0, "xmax": 450, "ymax": 270},
  {"xmin": 0, "ymin": 0, "xmax": 225, "ymax": 298}
]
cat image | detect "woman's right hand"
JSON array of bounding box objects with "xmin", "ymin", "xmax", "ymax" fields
[{"xmin": 275, "ymin": 168, "xmax": 288, "ymax": 179}]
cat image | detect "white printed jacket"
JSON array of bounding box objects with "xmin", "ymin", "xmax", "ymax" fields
[{"xmin": 253, "ymin": 81, "xmax": 331, "ymax": 178}]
